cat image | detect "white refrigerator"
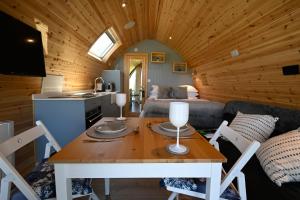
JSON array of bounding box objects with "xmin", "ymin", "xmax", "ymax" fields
[{"xmin": 101, "ymin": 70, "xmax": 122, "ymax": 92}]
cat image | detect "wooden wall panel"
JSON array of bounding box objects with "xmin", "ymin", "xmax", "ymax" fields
[
  {"xmin": 0, "ymin": 0, "xmax": 107, "ymax": 174},
  {"xmin": 190, "ymin": 1, "xmax": 300, "ymax": 109}
]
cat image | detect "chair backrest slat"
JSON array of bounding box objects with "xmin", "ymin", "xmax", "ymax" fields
[
  {"xmin": 0, "ymin": 120, "xmax": 62, "ymax": 200},
  {"xmin": 0, "ymin": 152, "xmax": 39, "ymax": 199},
  {"xmin": 209, "ymin": 120, "xmax": 261, "ymax": 197},
  {"xmin": 36, "ymin": 121, "xmax": 61, "ymax": 155},
  {"xmin": 220, "ymin": 140, "xmax": 260, "ymax": 193},
  {"xmin": 0, "ymin": 126, "xmax": 45, "ymax": 157},
  {"xmin": 219, "ymin": 124, "xmax": 253, "ymax": 153}
]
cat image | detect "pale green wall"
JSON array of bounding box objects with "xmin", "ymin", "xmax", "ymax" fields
[{"xmin": 113, "ymin": 40, "xmax": 192, "ymax": 94}]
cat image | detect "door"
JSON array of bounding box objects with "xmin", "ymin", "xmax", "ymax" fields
[{"xmin": 124, "ymin": 53, "xmax": 148, "ymax": 116}]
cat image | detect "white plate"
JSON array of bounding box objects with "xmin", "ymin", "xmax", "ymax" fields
[
  {"xmin": 159, "ymin": 122, "xmax": 189, "ymax": 133},
  {"xmin": 95, "ymin": 122, "xmax": 127, "ymax": 134}
]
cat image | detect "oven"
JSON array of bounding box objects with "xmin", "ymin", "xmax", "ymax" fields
[{"xmin": 85, "ymin": 106, "xmax": 103, "ymax": 129}]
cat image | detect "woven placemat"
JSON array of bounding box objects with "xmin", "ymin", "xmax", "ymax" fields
[
  {"xmin": 86, "ymin": 121, "xmax": 134, "ymax": 139},
  {"xmin": 151, "ymin": 123, "xmax": 195, "ymax": 137}
]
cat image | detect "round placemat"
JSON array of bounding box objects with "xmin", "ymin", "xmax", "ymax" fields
[
  {"xmin": 86, "ymin": 123, "xmax": 133, "ymax": 139},
  {"xmin": 151, "ymin": 123, "xmax": 195, "ymax": 137}
]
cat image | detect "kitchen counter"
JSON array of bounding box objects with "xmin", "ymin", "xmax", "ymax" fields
[
  {"xmin": 32, "ymin": 91, "xmax": 117, "ymax": 101},
  {"xmin": 33, "ymin": 91, "xmax": 119, "ymax": 161}
]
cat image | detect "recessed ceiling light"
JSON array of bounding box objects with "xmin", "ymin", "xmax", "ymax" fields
[
  {"xmin": 26, "ymin": 38, "xmax": 35, "ymax": 43},
  {"xmin": 121, "ymin": 0, "xmax": 126, "ymax": 7},
  {"xmin": 124, "ymin": 20, "xmax": 135, "ymax": 29},
  {"xmin": 169, "ymin": 36, "xmax": 172, "ymax": 40}
]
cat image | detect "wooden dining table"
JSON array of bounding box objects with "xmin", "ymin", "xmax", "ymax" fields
[{"xmin": 49, "ymin": 117, "xmax": 226, "ymax": 200}]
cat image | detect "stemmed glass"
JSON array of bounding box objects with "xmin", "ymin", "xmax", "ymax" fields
[
  {"xmin": 116, "ymin": 93, "xmax": 127, "ymax": 120},
  {"xmin": 167, "ymin": 102, "xmax": 189, "ymax": 154}
]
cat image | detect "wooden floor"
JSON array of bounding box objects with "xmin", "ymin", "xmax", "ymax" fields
[{"xmin": 80, "ymin": 178, "xmax": 197, "ymax": 200}]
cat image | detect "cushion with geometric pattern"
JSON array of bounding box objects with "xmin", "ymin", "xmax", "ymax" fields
[
  {"xmin": 11, "ymin": 159, "xmax": 92, "ymax": 200},
  {"xmin": 161, "ymin": 178, "xmax": 240, "ymax": 200},
  {"xmin": 229, "ymin": 111, "xmax": 278, "ymax": 143},
  {"xmin": 256, "ymin": 129, "xmax": 300, "ymax": 186}
]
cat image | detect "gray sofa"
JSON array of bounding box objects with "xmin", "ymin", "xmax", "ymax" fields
[
  {"xmin": 220, "ymin": 101, "xmax": 300, "ymax": 200},
  {"xmin": 143, "ymin": 100, "xmax": 224, "ymax": 128},
  {"xmin": 146, "ymin": 99, "xmax": 300, "ymax": 199}
]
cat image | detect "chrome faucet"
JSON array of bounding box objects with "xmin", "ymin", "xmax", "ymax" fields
[{"xmin": 94, "ymin": 76, "xmax": 105, "ymax": 93}]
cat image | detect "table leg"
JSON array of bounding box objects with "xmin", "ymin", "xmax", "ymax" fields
[
  {"xmin": 54, "ymin": 164, "xmax": 72, "ymax": 200},
  {"xmin": 105, "ymin": 178, "xmax": 110, "ymax": 198},
  {"xmin": 206, "ymin": 163, "xmax": 222, "ymax": 200}
]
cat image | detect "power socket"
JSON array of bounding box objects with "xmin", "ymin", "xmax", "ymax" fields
[{"xmin": 231, "ymin": 49, "xmax": 240, "ymax": 57}]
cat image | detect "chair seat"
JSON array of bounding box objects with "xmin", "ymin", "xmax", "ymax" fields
[
  {"xmin": 11, "ymin": 160, "xmax": 92, "ymax": 200},
  {"xmin": 161, "ymin": 178, "xmax": 240, "ymax": 200}
]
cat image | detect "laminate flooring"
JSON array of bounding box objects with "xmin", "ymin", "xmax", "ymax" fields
[{"xmin": 79, "ymin": 178, "xmax": 197, "ymax": 200}]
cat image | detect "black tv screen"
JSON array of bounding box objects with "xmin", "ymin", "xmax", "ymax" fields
[{"xmin": 0, "ymin": 11, "xmax": 46, "ymax": 77}]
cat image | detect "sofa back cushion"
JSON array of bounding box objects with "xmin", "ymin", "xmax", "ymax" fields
[{"xmin": 223, "ymin": 101, "xmax": 300, "ymax": 137}]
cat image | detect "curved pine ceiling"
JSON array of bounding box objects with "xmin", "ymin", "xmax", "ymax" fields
[
  {"xmin": 2, "ymin": 0, "xmax": 296, "ymax": 68},
  {"xmin": 83, "ymin": 0, "xmax": 296, "ymax": 68}
]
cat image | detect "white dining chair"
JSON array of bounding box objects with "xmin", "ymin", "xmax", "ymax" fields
[
  {"xmin": 162, "ymin": 121, "xmax": 261, "ymax": 200},
  {"xmin": 0, "ymin": 120, "xmax": 100, "ymax": 200}
]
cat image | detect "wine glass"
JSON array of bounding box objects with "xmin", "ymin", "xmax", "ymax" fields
[
  {"xmin": 167, "ymin": 102, "xmax": 189, "ymax": 154},
  {"xmin": 116, "ymin": 93, "xmax": 127, "ymax": 120}
]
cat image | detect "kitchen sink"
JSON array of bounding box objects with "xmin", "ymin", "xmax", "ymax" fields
[{"xmin": 48, "ymin": 92, "xmax": 96, "ymax": 99}]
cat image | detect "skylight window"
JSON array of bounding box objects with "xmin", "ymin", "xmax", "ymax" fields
[{"xmin": 88, "ymin": 27, "xmax": 121, "ymax": 62}]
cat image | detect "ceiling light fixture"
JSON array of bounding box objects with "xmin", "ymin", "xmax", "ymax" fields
[
  {"xmin": 121, "ymin": 0, "xmax": 126, "ymax": 7},
  {"xmin": 169, "ymin": 36, "xmax": 172, "ymax": 40},
  {"xmin": 26, "ymin": 38, "xmax": 35, "ymax": 43},
  {"xmin": 124, "ymin": 20, "xmax": 135, "ymax": 29}
]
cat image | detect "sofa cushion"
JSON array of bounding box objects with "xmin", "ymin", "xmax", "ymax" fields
[
  {"xmin": 256, "ymin": 129, "xmax": 300, "ymax": 186},
  {"xmin": 219, "ymin": 138, "xmax": 300, "ymax": 200},
  {"xmin": 179, "ymin": 85, "xmax": 198, "ymax": 92},
  {"xmin": 161, "ymin": 177, "xmax": 240, "ymax": 200},
  {"xmin": 229, "ymin": 111, "xmax": 278, "ymax": 142},
  {"xmin": 223, "ymin": 101, "xmax": 300, "ymax": 137},
  {"xmin": 11, "ymin": 159, "xmax": 92, "ymax": 200}
]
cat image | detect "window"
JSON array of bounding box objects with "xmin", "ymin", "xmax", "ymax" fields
[{"xmin": 88, "ymin": 27, "xmax": 121, "ymax": 62}]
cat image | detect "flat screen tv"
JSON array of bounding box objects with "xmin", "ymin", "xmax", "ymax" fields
[{"xmin": 0, "ymin": 11, "xmax": 46, "ymax": 77}]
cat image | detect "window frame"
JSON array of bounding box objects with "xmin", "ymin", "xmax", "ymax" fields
[{"xmin": 88, "ymin": 27, "xmax": 121, "ymax": 63}]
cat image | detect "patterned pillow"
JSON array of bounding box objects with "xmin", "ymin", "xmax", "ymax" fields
[
  {"xmin": 179, "ymin": 85, "xmax": 198, "ymax": 92},
  {"xmin": 256, "ymin": 129, "xmax": 300, "ymax": 186},
  {"xmin": 161, "ymin": 178, "xmax": 240, "ymax": 200},
  {"xmin": 229, "ymin": 111, "xmax": 279, "ymax": 143}
]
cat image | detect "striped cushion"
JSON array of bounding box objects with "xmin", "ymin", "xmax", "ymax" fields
[
  {"xmin": 229, "ymin": 111, "xmax": 278, "ymax": 143},
  {"xmin": 256, "ymin": 129, "xmax": 300, "ymax": 186}
]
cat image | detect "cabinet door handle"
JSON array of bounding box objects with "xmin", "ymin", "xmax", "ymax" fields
[{"xmin": 89, "ymin": 113, "xmax": 103, "ymax": 123}]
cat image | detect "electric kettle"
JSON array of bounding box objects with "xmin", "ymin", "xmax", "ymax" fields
[{"xmin": 106, "ymin": 82, "xmax": 112, "ymax": 92}]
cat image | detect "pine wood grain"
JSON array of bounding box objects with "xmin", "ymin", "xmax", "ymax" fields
[
  {"xmin": 49, "ymin": 118, "xmax": 226, "ymax": 164},
  {"xmin": 0, "ymin": 0, "xmax": 108, "ymax": 175}
]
